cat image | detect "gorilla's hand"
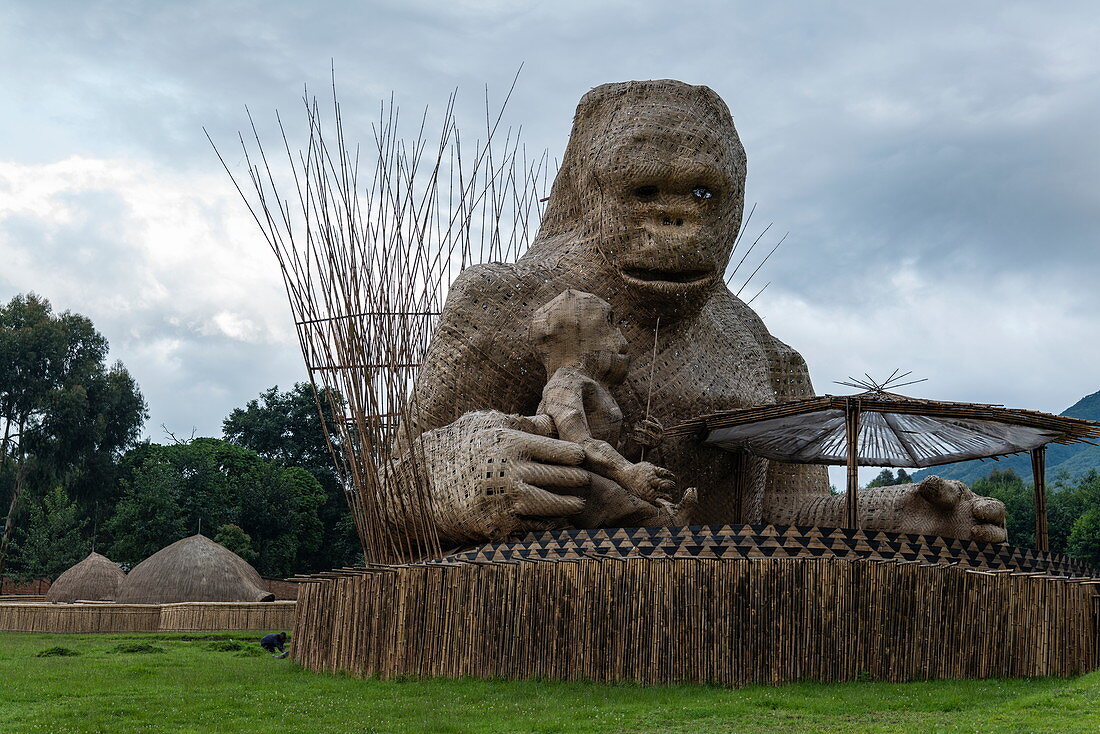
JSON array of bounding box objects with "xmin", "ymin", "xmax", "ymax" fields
[
  {"xmin": 892, "ymin": 476, "xmax": 1007, "ymax": 543},
  {"xmin": 795, "ymin": 475, "xmax": 1007, "ymax": 543},
  {"xmin": 399, "ymin": 410, "xmax": 596, "ymax": 543},
  {"xmin": 631, "ymin": 417, "xmax": 664, "ymax": 449}
]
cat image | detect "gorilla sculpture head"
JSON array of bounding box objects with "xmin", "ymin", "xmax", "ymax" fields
[{"xmin": 536, "ymin": 80, "xmax": 748, "ymax": 308}]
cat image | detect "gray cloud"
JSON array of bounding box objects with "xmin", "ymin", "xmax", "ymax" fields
[{"xmin": 1, "ymin": 0, "xmax": 1097, "ymax": 441}]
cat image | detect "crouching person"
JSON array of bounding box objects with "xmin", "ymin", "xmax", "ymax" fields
[{"xmin": 260, "ymin": 631, "xmax": 288, "ymax": 657}]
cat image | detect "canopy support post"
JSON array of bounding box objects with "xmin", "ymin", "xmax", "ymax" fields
[
  {"xmin": 1031, "ymin": 447, "xmax": 1049, "ymax": 552},
  {"xmin": 844, "ymin": 401, "xmax": 861, "ymax": 529}
]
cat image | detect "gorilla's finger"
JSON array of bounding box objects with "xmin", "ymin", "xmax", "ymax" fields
[
  {"xmin": 656, "ymin": 479, "xmax": 677, "ymax": 492},
  {"xmin": 971, "ymin": 498, "xmax": 1006, "ymax": 525},
  {"xmin": 675, "ymin": 487, "xmax": 699, "ymax": 524},
  {"xmin": 917, "ymin": 475, "xmax": 964, "ymax": 509},
  {"xmin": 513, "ymin": 482, "xmax": 586, "ymax": 516},
  {"xmin": 506, "ymin": 430, "xmax": 586, "ymax": 465},
  {"xmin": 517, "ymin": 463, "xmax": 592, "ymax": 488},
  {"xmin": 971, "ymin": 523, "xmax": 1007, "ymax": 544},
  {"xmin": 655, "ymin": 467, "xmax": 676, "ymax": 480}
]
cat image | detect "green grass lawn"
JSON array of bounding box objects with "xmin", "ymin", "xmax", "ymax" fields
[{"xmin": 1, "ymin": 631, "xmax": 1096, "ymax": 733}]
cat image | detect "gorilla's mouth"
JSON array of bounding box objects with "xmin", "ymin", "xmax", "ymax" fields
[{"xmin": 620, "ymin": 266, "xmax": 714, "ymax": 285}]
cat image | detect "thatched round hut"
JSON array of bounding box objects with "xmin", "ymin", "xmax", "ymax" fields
[
  {"xmin": 45, "ymin": 551, "xmax": 126, "ymax": 602},
  {"xmin": 116, "ymin": 534, "xmax": 275, "ymax": 604}
]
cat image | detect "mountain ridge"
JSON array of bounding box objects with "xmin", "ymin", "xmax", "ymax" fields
[{"xmin": 911, "ymin": 390, "xmax": 1100, "ymax": 485}]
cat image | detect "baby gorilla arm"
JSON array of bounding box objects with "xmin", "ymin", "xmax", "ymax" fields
[{"xmin": 538, "ymin": 368, "xmax": 676, "ymax": 502}]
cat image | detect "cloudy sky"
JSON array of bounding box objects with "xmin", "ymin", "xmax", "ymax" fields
[{"xmin": 2, "ymin": 1, "xmax": 1098, "ymax": 483}]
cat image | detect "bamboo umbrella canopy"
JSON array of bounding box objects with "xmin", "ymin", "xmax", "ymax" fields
[
  {"xmin": 45, "ymin": 552, "xmax": 125, "ymax": 603},
  {"xmin": 672, "ymin": 376, "xmax": 1100, "ymax": 550}
]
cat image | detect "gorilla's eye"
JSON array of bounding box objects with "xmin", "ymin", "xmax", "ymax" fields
[
  {"xmin": 633, "ymin": 185, "xmax": 659, "ymax": 201},
  {"xmin": 692, "ymin": 186, "xmax": 714, "ymax": 200}
]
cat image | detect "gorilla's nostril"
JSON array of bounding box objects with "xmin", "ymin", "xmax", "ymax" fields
[
  {"xmin": 662, "ymin": 217, "xmax": 672, "ymax": 226},
  {"xmin": 675, "ymin": 219, "xmax": 684, "ymax": 227}
]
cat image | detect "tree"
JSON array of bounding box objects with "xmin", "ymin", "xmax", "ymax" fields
[
  {"xmin": 1049, "ymin": 470, "xmax": 1100, "ymax": 556},
  {"xmin": 213, "ymin": 523, "xmax": 257, "ymax": 563},
  {"xmin": 105, "ymin": 453, "xmax": 189, "ymax": 564},
  {"xmin": 106, "ymin": 438, "xmax": 326, "ymax": 576},
  {"xmin": 967, "ymin": 468, "xmax": 1100, "ymax": 557},
  {"xmin": 223, "ymin": 383, "xmax": 359, "ymax": 569},
  {"xmin": 1067, "ymin": 508, "xmax": 1100, "ymax": 569},
  {"xmin": 865, "ymin": 469, "xmax": 913, "ymax": 488},
  {"xmin": 0, "ymin": 293, "xmax": 146, "ymax": 578},
  {"xmin": 9, "ymin": 485, "xmax": 86, "ymax": 582}
]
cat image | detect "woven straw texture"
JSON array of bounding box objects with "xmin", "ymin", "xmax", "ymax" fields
[
  {"xmin": 404, "ymin": 80, "xmax": 818, "ymax": 543},
  {"xmin": 115, "ymin": 535, "xmax": 275, "ymax": 604},
  {"xmin": 44, "ymin": 552, "xmax": 125, "ymax": 603}
]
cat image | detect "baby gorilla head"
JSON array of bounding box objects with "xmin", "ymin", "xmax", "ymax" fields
[
  {"xmin": 530, "ymin": 289, "xmax": 630, "ymax": 383},
  {"xmin": 538, "ymin": 80, "xmax": 748, "ymax": 307}
]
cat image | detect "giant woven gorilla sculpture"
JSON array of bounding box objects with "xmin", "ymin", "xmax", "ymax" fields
[{"xmin": 398, "ymin": 79, "xmax": 1007, "ymax": 547}]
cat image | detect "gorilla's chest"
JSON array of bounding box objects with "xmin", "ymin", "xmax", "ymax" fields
[{"xmin": 613, "ymin": 300, "xmax": 776, "ymax": 430}]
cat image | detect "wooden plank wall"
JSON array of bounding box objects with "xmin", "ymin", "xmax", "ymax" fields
[
  {"xmin": 0, "ymin": 601, "xmax": 296, "ymax": 633},
  {"xmin": 292, "ymin": 557, "xmax": 1099, "ymax": 685}
]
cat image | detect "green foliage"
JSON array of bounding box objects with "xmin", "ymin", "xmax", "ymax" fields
[
  {"xmin": 5, "ymin": 632, "xmax": 1100, "ymax": 733},
  {"xmin": 970, "ymin": 468, "xmax": 1100, "ymax": 566},
  {"xmin": 0, "ymin": 293, "xmax": 146, "ymax": 578},
  {"xmin": 104, "ymin": 453, "xmax": 188, "ymax": 564},
  {"xmin": 1067, "ymin": 508, "xmax": 1100, "ymax": 568},
  {"xmin": 213, "ymin": 524, "xmax": 257, "ymax": 563},
  {"xmin": 864, "ymin": 469, "xmax": 913, "ymax": 488},
  {"xmin": 9, "ymin": 486, "xmax": 86, "ymax": 582},
  {"xmin": 223, "ymin": 383, "xmax": 360, "ymax": 569},
  {"xmin": 106, "ymin": 438, "xmax": 326, "ymax": 577}
]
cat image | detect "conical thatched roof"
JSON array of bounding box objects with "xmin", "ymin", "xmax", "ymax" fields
[
  {"xmin": 45, "ymin": 551, "xmax": 126, "ymax": 602},
  {"xmin": 115, "ymin": 534, "xmax": 275, "ymax": 604}
]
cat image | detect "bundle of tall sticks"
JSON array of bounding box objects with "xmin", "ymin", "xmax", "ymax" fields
[{"xmin": 210, "ymin": 76, "xmax": 550, "ymax": 563}]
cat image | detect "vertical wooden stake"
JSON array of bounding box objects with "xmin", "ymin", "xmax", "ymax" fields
[
  {"xmin": 845, "ymin": 401, "xmax": 861, "ymax": 529},
  {"xmin": 1031, "ymin": 447, "xmax": 1049, "ymax": 552}
]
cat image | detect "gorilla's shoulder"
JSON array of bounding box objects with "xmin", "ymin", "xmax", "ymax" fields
[
  {"xmin": 446, "ymin": 262, "xmax": 524, "ymax": 308},
  {"xmin": 445, "ymin": 261, "xmax": 558, "ymax": 325},
  {"xmin": 705, "ymin": 287, "xmax": 814, "ymax": 395}
]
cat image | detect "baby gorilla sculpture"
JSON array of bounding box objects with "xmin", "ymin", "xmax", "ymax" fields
[
  {"xmin": 401, "ymin": 79, "xmax": 1007, "ymax": 547},
  {"xmin": 526, "ymin": 289, "xmax": 677, "ymax": 504}
]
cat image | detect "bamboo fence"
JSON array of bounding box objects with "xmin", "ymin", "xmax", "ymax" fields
[
  {"xmin": 159, "ymin": 601, "xmax": 297, "ymax": 631},
  {"xmin": 291, "ymin": 557, "xmax": 1099, "ymax": 685},
  {"xmin": 0, "ymin": 603, "xmax": 161, "ymax": 633},
  {"xmin": 0, "ymin": 601, "xmax": 296, "ymax": 633}
]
